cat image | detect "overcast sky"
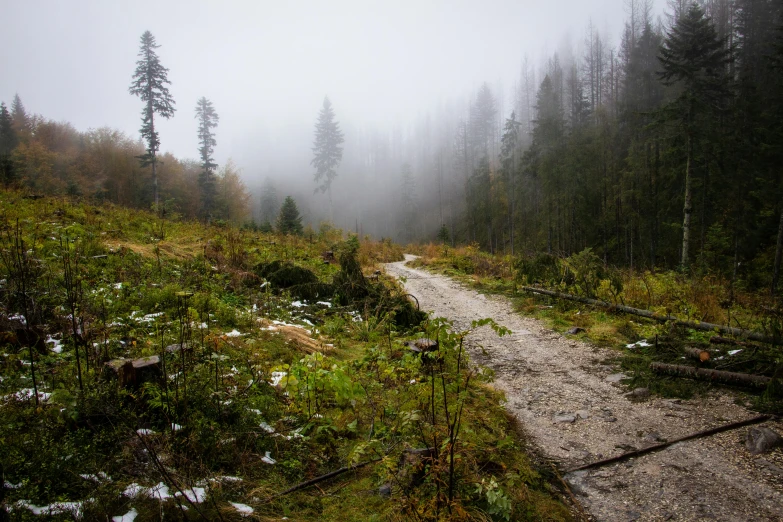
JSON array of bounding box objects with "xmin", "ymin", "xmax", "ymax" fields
[{"xmin": 1, "ymin": 0, "xmax": 665, "ymax": 177}]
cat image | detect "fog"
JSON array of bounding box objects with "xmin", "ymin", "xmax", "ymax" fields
[{"xmin": 1, "ymin": 0, "xmax": 665, "ymax": 238}]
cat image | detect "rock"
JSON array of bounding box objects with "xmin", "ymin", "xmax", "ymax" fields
[
  {"xmin": 746, "ymin": 426, "xmax": 782, "ymax": 454},
  {"xmin": 606, "ymin": 373, "xmax": 627, "ymax": 383},
  {"xmin": 575, "ymin": 409, "xmax": 590, "ymax": 420},
  {"xmin": 630, "ymin": 387, "xmax": 650, "ymax": 398},
  {"xmin": 378, "ymin": 483, "xmax": 392, "ymax": 497},
  {"xmin": 554, "ymin": 414, "xmax": 576, "ymax": 423},
  {"xmin": 644, "ymin": 432, "xmax": 664, "ymax": 443},
  {"xmin": 566, "ymin": 327, "xmax": 585, "ymax": 335}
]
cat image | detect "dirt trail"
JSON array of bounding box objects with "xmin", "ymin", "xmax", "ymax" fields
[{"xmin": 386, "ymin": 256, "xmax": 783, "ymax": 522}]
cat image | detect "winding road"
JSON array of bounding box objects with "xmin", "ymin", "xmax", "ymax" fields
[{"xmin": 386, "ymin": 255, "xmax": 783, "ymax": 522}]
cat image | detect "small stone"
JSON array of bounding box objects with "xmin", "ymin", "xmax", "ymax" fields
[
  {"xmin": 746, "ymin": 426, "xmax": 782, "ymax": 454},
  {"xmin": 554, "ymin": 414, "xmax": 576, "ymax": 423},
  {"xmin": 566, "ymin": 327, "xmax": 585, "ymax": 335},
  {"xmin": 644, "ymin": 432, "xmax": 664, "ymax": 443},
  {"xmin": 606, "ymin": 373, "xmax": 626, "ymax": 383},
  {"xmin": 575, "ymin": 409, "xmax": 590, "ymax": 420},
  {"xmin": 632, "ymin": 387, "xmax": 650, "ymax": 398},
  {"xmin": 379, "ymin": 484, "xmax": 392, "ymax": 497}
]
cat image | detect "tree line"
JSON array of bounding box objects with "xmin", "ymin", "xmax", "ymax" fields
[
  {"xmin": 0, "ymin": 31, "xmax": 250, "ymax": 224},
  {"xmin": 390, "ymin": 0, "xmax": 783, "ymax": 294}
]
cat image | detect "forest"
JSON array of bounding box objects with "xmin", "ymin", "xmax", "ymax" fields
[{"xmin": 1, "ymin": 0, "xmax": 783, "ymax": 286}]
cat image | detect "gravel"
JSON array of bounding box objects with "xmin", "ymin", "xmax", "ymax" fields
[{"xmin": 386, "ymin": 255, "xmax": 783, "ymax": 522}]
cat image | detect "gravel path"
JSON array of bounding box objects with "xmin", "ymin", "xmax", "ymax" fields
[{"xmin": 386, "ymin": 256, "xmax": 783, "ymax": 522}]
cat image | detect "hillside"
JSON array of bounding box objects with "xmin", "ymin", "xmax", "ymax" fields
[{"xmin": 0, "ymin": 191, "xmax": 571, "ymax": 521}]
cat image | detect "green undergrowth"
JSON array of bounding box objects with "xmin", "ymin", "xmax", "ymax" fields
[
  {"xmin": 409, "ymin": 243, "xmax": 783, "ymax": 411},
  {"xmin": 0, "ymin": 191, "xmax": 572, "ymax": 521}
]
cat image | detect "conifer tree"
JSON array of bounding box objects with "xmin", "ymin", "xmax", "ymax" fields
[
  {"xmin": 311, "ymin": 96, "xmax": 344, "ymax": 221},
  {"xmin": 0, "ymin": 102, "xmax": 16, "ymax": 185},
  {"xmin": 129, "ymin": 31, "xmax": 176, "ymax": 209},
  {"xmin": 259, "ymin": 178, "xmax": 279, "ymax": 229},
  {"xmin": 658, "ymin": 3, "xmax": 729, "ymax": 268},
  {"xmin": 10, "ymin": 94, "xmax": 29, "ymax": 136},
  {"xmin": 276, "ymin": 196, "xmax": 304, "ymax": 235},
  {"xmin": 194, "ymin": 97, "xmax": 219, "ymax": 220}
]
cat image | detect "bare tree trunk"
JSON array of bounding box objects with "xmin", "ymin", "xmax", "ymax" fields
[
  {"xmin": 681, "ymin": 131, "xmax": 694, "ymax": 268},
  {"xmin": 772, "ymin": 206, "xmax": 783, "ymax": 295}
]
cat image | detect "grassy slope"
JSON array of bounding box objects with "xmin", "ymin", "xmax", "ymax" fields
[{"xmin": 0, "ymin": 192, "xmax": 571, "ymax": 521}]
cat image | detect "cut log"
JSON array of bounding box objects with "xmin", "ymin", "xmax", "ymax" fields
[
  {"xmin": 104, "ymin": 355, "xmax": 161, "ymax": 388},
  {"xmin": 650, "ymin": 362, "xmax": 771, "ymax": 388},
  {"xmin": 684, "ymin": 347, "xmax": 710, "ymax": 362},
  {"xmin": 406, "ymin": 338, "xmax": 438, "ymax": 353},
  {"xmin": 522, "ymin": 286, "xmax": 775, "ymax": 344}
]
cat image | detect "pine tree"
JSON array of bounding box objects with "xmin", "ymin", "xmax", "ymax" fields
[
  {"xmin": 276, "ymin": 196, "xmax": 304, "ymax": 235},
  {"xmin": 311, "ymin": 96, "xmax": 344, "ymax": 221},
  {"xmin": 129, "ymin": 31, "xmax": 176, "ymax": 209},
  {"xmin": 259, "ymin": 178, "xmax": 279, "ymax": 229},
  {"xmin": 658, "ymin": 3, "xmax": 730, "ymax": 268},
  {"xmin": 10, "ymin": 94, "xmax": 29, "ymax": 136},
  {"xmin": 470, "ymin": 83, "xmax": 497, "ymax": 158},
  {"xmin": 195, "ymin": 97, "xmax": 219, "ymax": 220},
  {"xmin": 0, "ymin": 102, "xmax": 16, "ymax": 184}
]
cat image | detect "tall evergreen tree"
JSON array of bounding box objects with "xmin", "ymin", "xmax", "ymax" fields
[
  {"xmin": 259, "ymin": 178, "xmax": 279, "ymax": 228},
  {"xmin": 311, "ymin": 96, "xmax": 344, "ymax": 221},
  {"xmin": 10, "ymin": 94, "xmax": 29, "ymax": 137},
  {"xmin": 0, "ymin": 102, "xmax": 16, "ymax": 185},
  {"xmin": 129, "ymin": 31, "xmax": 176, "ymax": 209},
  {"xmin": 399, "ymin": 163, "xmax": 417, "ymax": 243},
  {"xmin": 276, "ymin": 196, "xmax": 303, "ymax": 235},
  {"xmin": 658, "ymin": 2, "xmax": 730, "ymax": 268},
  {"xmin": 194, "ymin": 97, "xmax": 219, "ymax": 220}
]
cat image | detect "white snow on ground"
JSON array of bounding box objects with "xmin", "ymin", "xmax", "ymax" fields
[
  {"xmin": 625, "ymin": 340, "xmax": 652, "ymax": 349},
  {"xmin": 6, "ymin": 389, "xmax": 51, "ymax": 402},
  {"xmin": 123, "ymin": 482, "xmax": 173, "ymax": 500},
  {"xmin": 171, "ymin": 423, "xmax": 183, "ymax": 432},
  {"xmin": 269, "ymin": 371, "xmax": 287, "ymax": 386},
  {"xmin": 8, "ymin": 314, "xmax": 27, "ymax": 325},
  {"xmin": 113, "ymin": 283, "xmax": 122, "ymax": 289},
  {"xmin": 4, "ymin": 481, "xmax": 21, "ymax": 489},
  {"xmin": 259, "ymin": 421, "xmax": 275, "ymax": 433},
  {"xmin": 46, "ymin": 335, "xmax": 63, "ymax": 353},
  {"xmin": 316, "ymin": 301, "xmax": 332, "ymax": 307},
  {"xmin": 175, "ymin": 487, "xmax": 207, "ymax": 503},
  {"xmin": 112, "ymin": 508, "xmax": 138, "ymax": 522},
  {"xmin": 214, "ymin": 476, "xmax": 243, "ymax": 483},
  {"xmin": 15, "ymin": 499, "xmax": 88, "ymax": 518},
  {"xmin": 224, "ymin": 329, "xmax": 243, "ymax": 337},
  {"xmin": 261, "ymin": 451, "xmax": 277, "ymax": 465},
  {"xmin": 230, "ymin": 502, "xmax": 254, "ymax": 516},
  {"xmin": 79, "ymin": 472, "xmax": 111, "ymax": 483},
  {"xmin": 729, "ymin": 349, "xmax": 742, "ymax": 355},
  {"xmin": 291, "ymin": 300, "xmax": 305, "ymax": 307},
  {"xmin": 136, "ymin": 428, "xmax": 155, "ymax": 436}
]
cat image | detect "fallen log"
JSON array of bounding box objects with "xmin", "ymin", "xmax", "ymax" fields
[
  {"xmin": 684, "ymin": 347, "xmax": 710, "ymax": 362},
  {"xmin": 710, "ymin": 336, "xmax": 757, "ymax": 348},
  {"xmin": 650, "ymin": 362, "xmax": 771, "ymax": 388},
  {"xmin": 268, "ymin": 457, "xmax": 382, "ymax": 500},
  {"xmin": 522, "ymin": 286, "xmax": 774, "ymax": 344},
  {"xmin": 566, "ymin": 414, "xmax": 772, "ymax": 473}
]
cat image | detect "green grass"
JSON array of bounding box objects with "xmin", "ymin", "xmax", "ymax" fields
[{"xmin": 0, "ymin": 191, "xmax": 573, "ymax": 521}]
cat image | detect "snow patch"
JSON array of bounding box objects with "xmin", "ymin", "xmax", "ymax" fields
[
  {"xmin": 112, "ymin": 508, "xmax": 138, "ymax": 522},
  {"xmin": 261, "ymin": 451, "xmax": 277, "ymax": 465},
  {"xmin": 230, "ymin": 502, "xmax": 254, "ymax": 516}
]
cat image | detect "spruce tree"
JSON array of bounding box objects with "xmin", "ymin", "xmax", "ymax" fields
[
  {"xmin": 259, "ymin": 178, "xmax": 279, "ymax": 229},
  {"xmin": 10, "ymin": 94, "xmax": 29, "ymax": 136},
  {"xmin": 195, "ymin": 97, "xmax": 219, "ymax": 220},
  {"xmin": 0, "ymin": 102, "xmax": 16, "ymax": 185},
  {"xmin": 276, "ymin": 196, "xmax": 303, "ymax": 235},
  {"xmin": 658, "ymin": 3, "xmax": 729, "ymax": 268},
  {"xmin": 129, "ymin": 31, "xmax": 176, "ymax": 209},
  {"xmin": 311, "ymin": 96, "xmax": 344, "ymax": 221}
]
